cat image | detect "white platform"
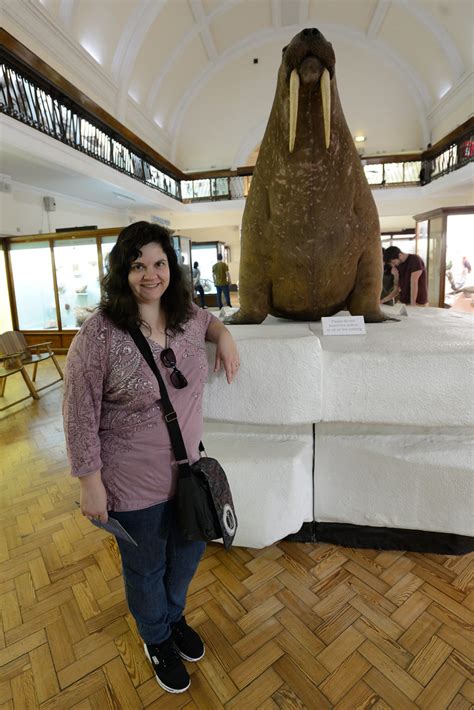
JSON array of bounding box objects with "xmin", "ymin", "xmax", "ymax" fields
[
  {"xmin": 311, "ymin": 307, "xmax": 474, "ymax": 427},
  {"xmin": 203, "ymin": 308, "xmax": 474, "ymax": 547},
  {"xmin": 204, "ymin": 325, "xmax": 322, "ymax": 425},
  {"xmin": 314, "ymin": 423, "xmax": 474, "ymax": 537},
  {"xmin": 203, "ymin": 423, "xmax": 313, "ymax": 548}
]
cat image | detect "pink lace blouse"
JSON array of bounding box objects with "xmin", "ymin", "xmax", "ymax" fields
[{"xmin": 63, "ymin": 305, "xmax": 217, "ymax": 511}]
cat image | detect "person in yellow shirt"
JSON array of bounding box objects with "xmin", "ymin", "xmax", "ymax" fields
[{"xmin": 212, "ymin": 254, "xmax": 232, "ymax": 308}]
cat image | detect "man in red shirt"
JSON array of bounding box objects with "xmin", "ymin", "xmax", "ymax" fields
[{"xmin": 384, "ymin": 247, "xmax": 428, "ymax": 306}]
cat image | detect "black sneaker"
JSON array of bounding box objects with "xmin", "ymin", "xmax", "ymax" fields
[
  {"xmin": 144, "ymin": 638, "xmax": 190, "ymax": 693},
  {"xmin": 171, "ymin": 617, "xmax": 205, "ymax": 662}
]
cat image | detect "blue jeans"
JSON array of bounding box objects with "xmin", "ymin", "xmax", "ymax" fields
[
  {"xmin": 194, "ymin": 284, "xmax": 206, "ymax": 308},
  {"xmin": 113, "ymin": 501, "xmax": 205, "ymax": 645},
  {"xmin": 216, "ymin": 284, "xmax": 231, "ymax": 308}
]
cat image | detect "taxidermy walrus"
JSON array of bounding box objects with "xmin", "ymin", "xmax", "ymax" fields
[{"xmin": 227, "ymin": 28, "xmax": 387, "ymax": 324}]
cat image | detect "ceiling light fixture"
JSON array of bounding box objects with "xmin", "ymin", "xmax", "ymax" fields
[{"xmin": 355, "ymin": 135, "xmax": 366, "ymax": 143}]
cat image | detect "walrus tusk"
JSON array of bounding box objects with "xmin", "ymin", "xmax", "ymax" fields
[
  {"xmin": 321, "ymin": 68, "xmax": 331, "ymax": 149},
  {"xmin": 289, "ymin": 69, "xmax": 299, "ymax": 153}
]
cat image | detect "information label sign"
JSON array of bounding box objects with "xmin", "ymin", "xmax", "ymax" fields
[{"xmin": 321, "ymin": 315, "xmax": 367, "ymax": 336}]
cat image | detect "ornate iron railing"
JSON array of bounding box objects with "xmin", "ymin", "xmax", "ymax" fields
[
  {"xmin": 181, "ymin": 124, "xmax": 473, "ymax": 202},
  {"xmin": 0, "ymin": 58, "xmax": 181, "ymax": 199},
  {"xmin": 1, "ymin": 51, "xmax": 472, "ymax": 205}
]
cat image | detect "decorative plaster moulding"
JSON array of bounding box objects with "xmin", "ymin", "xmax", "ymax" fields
[
  {"xmin": 427, "ymin": 70, "xmax": 474, "ymax": 125},
  {"xmin": 232, "ymin": 119, "xmax": 269, "ymax": 169},
  {"xmin": 3, "ymin": 0, "xmax": 118, "ymax": 110},
  {"xmin": 144, "ymin": 0, "xmax": 240, "ymax": 115},
  {"xmin": 170, "ymin": 22, "xmax": 432, "ymax": 162},
  {"xmin": 398, "ymin": 0, "xmax": 464, "ymax": 79},
  {"xmin": 125, "ymin": 98, "xmax": 172, "ymax": 159}
]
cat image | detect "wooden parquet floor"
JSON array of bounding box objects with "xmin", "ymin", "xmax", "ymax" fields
[{"xmin": 1, "ymin": 359, "xmax": 473, "ymax": 709}]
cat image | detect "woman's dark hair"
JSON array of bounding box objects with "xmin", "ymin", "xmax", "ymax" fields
[
  {"xmin": 193, "ymin": 261, "xmax": 199, "ymax": 269},
  {"xmin": 99, "ymin": 221, "xmax": 192, "ymax": 333}
]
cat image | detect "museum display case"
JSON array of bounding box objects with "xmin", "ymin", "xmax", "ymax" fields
[
  {"xmin": 444, "ymin": 213, "xmax": 474, "ymax": 312},
  {"xmin": 173, "ymin": 235, "xmax": 193, "ymax": 291},
  {"xmin": 9, "ymin": 241, "xmax": 58, "ymax": 331},
  {"xmin": 414, "ymin": 206, "xmax": 474, "ymax": 310},
  {"xmin": 2, "ymin": 227, "xmax": 195, "ymax": 350}
]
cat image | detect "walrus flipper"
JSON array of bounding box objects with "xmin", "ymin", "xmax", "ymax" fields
[
  {"xmin": 224, "ymin": 268, "xmax": 271, "ymax": 324},
  {"xmin": 224, "ymin": 309, "xmax": 268, "ymax": 325},
  {"xmin": 225, "ymin": 244, "xmax": 271, "ymax": 323}
]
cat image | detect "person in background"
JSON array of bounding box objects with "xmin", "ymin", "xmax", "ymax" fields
[
  {"xmin": 192, "ymin": 261, "xmax": 206, "ymax": 308},
  {"xmin": 384, "ymin": 246, "xmax": 428, "ymax": 306},
  {"xmin": 380, "ymin": 248, "xmax": 400, "ymax": 305},
  {"xmin": 63, "ymin": 222, "xmax": 239, "ymax": 695},
  {"xmin": 212, "ymin": 253, "xmax": 232, "ymax": 308}
]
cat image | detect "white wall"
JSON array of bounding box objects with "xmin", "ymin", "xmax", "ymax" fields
[{"xmin": 0, "ymin": 185, "xmax": 129, "ymax": 236}]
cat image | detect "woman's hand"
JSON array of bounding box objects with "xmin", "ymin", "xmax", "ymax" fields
[
  {"xmin": 206, "ymin": 320, "xmax": 240, "ymax": 384},
  {"xmin": 215, "ymin": 329, "xmax": 240, "ymax": 383},
  {"xmin": 79, "ymin": 471, "xmax": 108, "ymax": 523}
]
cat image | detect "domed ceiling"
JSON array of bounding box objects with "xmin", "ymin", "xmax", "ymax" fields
[{"xmin": 2, "ymin": 0, "xmax": 473, "ymax": 173}]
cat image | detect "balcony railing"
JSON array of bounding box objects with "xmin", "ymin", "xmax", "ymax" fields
[
  {"xmin": 181, "ymin": 125, "xmax": 473, "ymax": 202},
  {"xmin": 1, "ymin": 39, "xmax": 472, "ymax": 206},
  {"xmin": 0, "ymin": 55, "xmax": 181, "ymax": 200}
]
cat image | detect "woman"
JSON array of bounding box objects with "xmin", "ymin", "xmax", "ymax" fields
[
  {"xmin": 192, "ymin": 260, "xmax": 206, "ymax": 308},
  {"xmin": 63, "ymin": 221, "xmax": 239, "ymax": 694}
]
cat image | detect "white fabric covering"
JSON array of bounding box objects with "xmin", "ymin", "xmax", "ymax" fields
[
  {"xmin": 204, "ymin": 325, "xmax": 322, "ymax": 425},
  {"xmin": 201, "ymin": 308, "xmax": 473, "ymax": 547},
  {"xmin": 203, "ymin": 423, "xmax": 314, "ymax": 548},
  {"xmin": 309, "ymin": 307, "xmax": 474, "ymax": 426},
  {"xmin": 314, "ymin": 423, "xmax": 474, "ymax": 537}
]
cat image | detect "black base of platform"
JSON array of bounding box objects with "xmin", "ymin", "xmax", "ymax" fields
[{"xmin": 285, "ymin": 522, "xmax": 474, "ymax": 555}]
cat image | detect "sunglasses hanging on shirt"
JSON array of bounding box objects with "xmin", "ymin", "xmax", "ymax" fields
[{"xmin": 160, "ymin": 347, "xmax": 188, "ymax": 389}]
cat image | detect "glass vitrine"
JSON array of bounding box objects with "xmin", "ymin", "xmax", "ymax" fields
[
  {"xmin": 5, "ymin": 228, "xmax": 120, "ymax": 345},
  {"xmin": 414, "ymin": 207, "xmax": 474, "ymax": 309},
  {"xmin": 444, "ymin": 214, "xmax": 474, "ymax": 310},
  {"xmin": 4, "ymin": 227, "xmax": 197, "ymax": 344},
  {"xmin": 416, "ymin": 220, "xmax": 428, "ymax": 266},
  {"xmin": 101, "ymin": 236, "xmax": 118, "ymax": 273},
  {"xmin": 10, "ymin": 242, "xmax": 58, "ymax": 329},
  {"xmin": 426, "ymin": 216, "xmax": 443, "ymax": 307},
  {"xmin": 54, "ymin": 238, "xmax": 101, "ymax": 328},
  {"xmin": 174, "ymin": 235, "xmax": 193, "ymax": 290}
]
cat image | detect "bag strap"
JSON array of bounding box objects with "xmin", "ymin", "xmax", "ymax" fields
[{"xmin": 129, "ymin": 326, "xmax": 197, "ymax": 473}]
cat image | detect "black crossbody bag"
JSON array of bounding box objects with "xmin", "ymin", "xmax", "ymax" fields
[{"xmin": 129, "ymin": 326, "xmax": 238, "ymax": 549}]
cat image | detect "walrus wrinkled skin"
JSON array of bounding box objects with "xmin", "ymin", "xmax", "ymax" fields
[{"xmin": 227, "ymin": 28, "xmax": 388, "ymax": 324}]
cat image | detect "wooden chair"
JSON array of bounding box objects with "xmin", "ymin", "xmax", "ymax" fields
[{"xmin": 0, "ymin": 331, "xmax": 64, "ymax": 411}]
